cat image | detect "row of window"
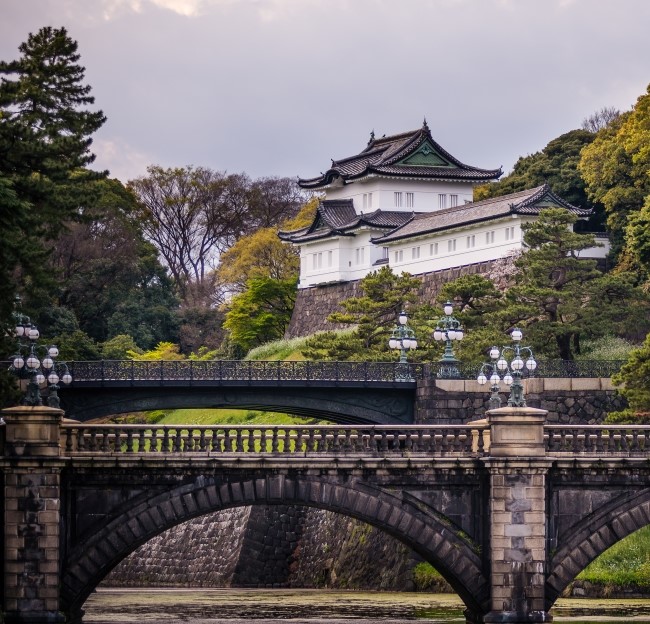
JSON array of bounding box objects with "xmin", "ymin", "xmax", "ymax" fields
[
  {"xmin": 310, "ymin": 227, "xmax": 518, "ymax": 271},
  {"xmin": 394, "ymin": 228, "xmax": 517, "ymax": 263},
  {"xmin": 393, "ymin": 192, "xmax": 415, "ymax": 208},
  {"xmin": 391, "ymin": 192, "xmax": 460, "ymax": 209}
]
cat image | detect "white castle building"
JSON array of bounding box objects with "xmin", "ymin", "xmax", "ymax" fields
[{"xmin": 279, "ymin": 121, "xmax": 607, "ymax": 289}]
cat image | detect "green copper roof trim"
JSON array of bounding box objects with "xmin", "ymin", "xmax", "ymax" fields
[{"xmin": 397, "ymin": 140, "xmax": 452, "ymax": 167}]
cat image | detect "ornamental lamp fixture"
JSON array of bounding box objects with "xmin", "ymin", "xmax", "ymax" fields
[
  {"xmin": 389, "ymin": 310, "xmax": 418, "ymax": 381},
  {"xmin": 433, "ymin": 301, "xmax": 464, "ymax": 378},
  {"xmin": 476, "ymin": 328, "xmax": 537, "ymax": 409},
  {"xmin": 8, "ymin": 316, "xmax": 72, "ymax": 407}
]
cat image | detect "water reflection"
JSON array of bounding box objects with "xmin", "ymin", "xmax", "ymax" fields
[{"xmin": 83, "ymin": 589, "xmax": 650, "ymax": 623}]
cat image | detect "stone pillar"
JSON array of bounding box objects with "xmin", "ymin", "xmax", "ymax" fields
[
  {"xmin": 483, "ymin": 406, "xmax": 552, "ymax": 624},
  {"xmin": 1, "ymin": 405, "xmax": 66, "ymax": 624}
]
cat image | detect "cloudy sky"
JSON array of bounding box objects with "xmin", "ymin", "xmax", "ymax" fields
[{"xmin": 2, "ymin": 0, "xmax": 649, "ymax": 184}]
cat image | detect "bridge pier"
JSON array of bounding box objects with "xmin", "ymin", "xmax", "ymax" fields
[
  {"xmin": 482, "ymin": 406, "xmax": 552, "ymax": 624},
  {"xmin": 1, "ymin": 406, "xmax": 66, "ymax": 624}
]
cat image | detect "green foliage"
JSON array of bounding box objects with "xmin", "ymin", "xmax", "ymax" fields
[
  {"xmin": 611, "ymin": 333, "xmax": 650, "ymax": 418},
  {"xmin": 476, "ymin": 129, "xmax": 602, "ymax": 229},
  {"xmin": 51, "ymin": 329, "xmax": 101, "ymax": 361},
  {"xmin": 223, "ymin": 276, "xmax": 297, "ymax": 354},
  {"xmin": 244, "ymin": 334, "xmax": 326, "ymax": 361},
  {"xmin": 579, "ymin": 84, "xmax": 650, "ymax": 269},
  {"xmin": 0, "ymin": 26, "xmax": 106, "ymax": 329},
  {"xmin": 577, "ymin": 526, "xmax": 650, "ymax": 591},
  {"xmin": 128, "ymin": 342, "xmax": 184, "ymax": 361},
  {"xmin": 303, "ymin": 267, "xmax": 423, "ymax": 361},
  {"xmin": 100, "ymin": 334, "xmax": 142, "ymax": 360},
  {"xmin": 575, "ymin": 335, "xmax": 637, "ymax": 361},
  {"xmin": 498, "ymin": 209, "xmax": 643, "ymax": 359},
  {"xmin": 412, "ymin": 562, "xmax": 447, "ymax": 592}
]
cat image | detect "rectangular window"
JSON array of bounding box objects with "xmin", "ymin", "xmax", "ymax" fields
[
  {"xmin": 439, "ymin": 194, "xmax": 447, "ymax": 210},
  {"xmin": 317, "ymin": 252, "xmax": 322, "ymax": 268},
  {"xmin": 368, "ymin": 192, "xmax": 373, "ymax": 209},
  {"xmin": 312, "ymin": 254, "xmax": 317, "ymax": 270},
  {"xmin": 328, "ymin": 250, "xmax": 333, "ymax": 267},
  {"xmin": 394, "ymin": 192, "xmax": 403, "ymax": 208},
  {"xmin": 450, "ymin": 194, "xmax": 458, "ymax": 207},
  {"xmin": 406, "ymin": 192, "xmax": 414, "ymax": 208},
  {"xmin": 382, "ymin": 246, "xmax": 389, "ymax": 259},
  {"xmin": 466, "ymin": 235, "xmax": 475, "ymax": 248},
  {"xmin": 394, "ymin": 249, "xmax": 404, "ymax": 262},
  {"xmin": 362, "ymin": 194, "xmax": 368, "ymax": 210},
  {"xmin": 505, "ymin": 226, "xmax": 515, "ymax": 241},
  {"xmin": 411, "ymin": 246, "xmax": 420, "ymax": 259},
  {"xmin": 448, "ymin": 239, "xmax": 456, "ymax": 252},
  {"xmin": 486, "ymin": 231, "xmax": 495, "ymax": 244},
  {"xmin": 430, "ymin": 242, "xmax": 439, "ymax": 256}
]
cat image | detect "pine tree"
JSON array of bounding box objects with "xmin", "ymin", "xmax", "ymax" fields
[{"xmin": 0, "ymin": 26, "xmax": 106, "ymax": 326}]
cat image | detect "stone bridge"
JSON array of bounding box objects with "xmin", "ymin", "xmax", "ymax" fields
[{"xmin": 3, "ymin": 405, "xmax": 650, "ymax": 624}]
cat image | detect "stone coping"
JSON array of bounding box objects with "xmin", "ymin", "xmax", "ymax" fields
[{"xmin": 436, "ymin": 377, "xmax": 617, "ymax": 393}]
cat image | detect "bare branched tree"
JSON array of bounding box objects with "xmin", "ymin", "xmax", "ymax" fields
[{"xmin": 582, "ymin": 106, "xmax": 621, "ymax": 133}]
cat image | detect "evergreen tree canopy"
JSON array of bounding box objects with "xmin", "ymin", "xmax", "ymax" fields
[
  {"xmin": 499, "ymin": 209, "xmax": 642, "ymax": 359},
  {"xmin": 0, "ymin": 26, "xmax": 106, "ymax": 327}
]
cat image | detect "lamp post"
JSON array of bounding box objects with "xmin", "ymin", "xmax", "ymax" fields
[
  {"xmin": 477, "ymin": 328, "xmax": 537, "ymax": 408},
  {"xmin": 433, "ymin": 301, "xmax": 464, "ymax": 378},
  {"xmin": 389, "ymin": 310, "xmax": 418, "ymax": 381},
  {"xmin": 9, "ymin": 317, "xmax": 72, "ymax": 408}
]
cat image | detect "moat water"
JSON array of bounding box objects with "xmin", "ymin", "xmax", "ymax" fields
[{"xmin": 84, "ymin": 588, "xmax": 650, "ymax": 623}]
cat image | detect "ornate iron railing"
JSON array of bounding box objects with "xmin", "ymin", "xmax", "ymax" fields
[
  {"xmin": 430, "ymin": 360, "xmax": 624, "ymax": 379},
  {"xmin": 60, "ymin": 424, "xmax": 488, "ymax": 457},
  {"xmin": 545, "ymin": 425, "xmax": 650, "ymax": 455},
  {"xmin": 64, "ymin": 360, "xmax": 425, "ymax": 384}
]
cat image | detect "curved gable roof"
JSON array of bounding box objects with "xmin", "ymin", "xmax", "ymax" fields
[
  {"xmin": 372, "ymin": 185, "xmax": 591, "ymax": 243},
  {"xmin": 299, "ymin": 120, "xmax": 502, "ymax": 189}
]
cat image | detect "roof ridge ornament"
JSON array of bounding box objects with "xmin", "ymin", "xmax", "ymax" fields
[
  {"xmin": 368, "ymin": 129, "xmax": 375, "ymax": 145},
  {"xmin": 422, "ymin": 117, "xmax": 430, "ymax": 132}
]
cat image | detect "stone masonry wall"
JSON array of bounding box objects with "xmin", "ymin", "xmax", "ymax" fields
[
  {"xmin": 287, "ymin": 260, "xmax": 499, "ymax": 338},
  {"xmin": 416, "ymin": 378, "xmax": 626, "ymax": 425},
  {"xmin": 105, "ymin": 505, "xmax": 425, "ymax": 591}
]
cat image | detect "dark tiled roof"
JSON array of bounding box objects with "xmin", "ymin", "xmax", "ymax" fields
[
  {"xmin": 278, "ymin": 200, "xmax": 412, "ymax": 244},
  {"xmin": 373, "ymin": 185, "xmax": 591, "ymax": 243},
  {"xmin": 298, "ymin": 120, "xmax": 502, "ymax": 189}
]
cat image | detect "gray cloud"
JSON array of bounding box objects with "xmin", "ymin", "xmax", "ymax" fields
[{"xmin": 2, "ymin": 0, "xmax": 649, "ymax": 186}]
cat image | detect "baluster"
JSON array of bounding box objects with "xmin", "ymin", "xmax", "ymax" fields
[
  {"xmin": 211, "ymin": 429, "xmax": 220, "ymax": 453},
  {"xmin": 307, "ymin": 429, "xmax": 315, "ymax": 453},
  {"xmin": 595, "ymin": 429, "xmax": 604, "ymax": 454},
  {"xmin": 271, "ymin": 428, "xmax": 280, "ymax": 453},
  {"xmin": 404, "ymin": 431, "xmax": 413, "ymax": 452},
  {"xmin": 236, "ymin": 429, "xmax": 244, "ymax": 453},
  {"xmin": 172, "ymin": 429, "xmax": 181, "ymax": 453},
  {"xmin": 583, "ymin": 429, "xmax": 594, "ymax": 453},
  {"xmin": 572, "ymin": 429, "xmax": 582, "ymax": 453},
  {"xmin": 247, "ymin": 428, "xmax": 255, "ymax": 453},
  {"xmin": 89, "ymin": 429, "xmax": 98, "ymax": 452},
  {"xmin": 440, "ymin": 429, "xmax": 449, "ymax": 455},
  {"xmin": 114, "ymin": 428, "xmax": 122, "ymax": 453},
  {"xmin": 126, "ymin": 430, "xmax": 134, "ymax": 453},
  {"xmin": 619, "ymin": 430, "xmax": 629, "ymax": 452},
  {"xmin": 75, "ymin": 427, "xmax": 85, "ymax": 452},
  {"xmin": 150, "ymin": 428, "xmax": 158, "ymax": 453},
  {"xmin": 344, "ymin": 429, "xmax": 352, "ymax": 453},
  {"xmin": 138, "ymin": 429, "xmax": 146, "ymax": 453},
  {"xmin": 559, "ymin": 429, "xmax": 568, "ymax": 452},
  {"xmin": 187, "ymin": 428, "xmax": 195, "ymax": 452},
  {"xmin": 295, "ymin": 429, "xmax": 304, "ymax": 454},
  {"xmin": 380, "ymin": 431, "xmax": 389, "ymax": 452},
  {"xmin": 199, "ymin": 429, "xmax": 207, "ymax": 452},
  {"xmin": 162, "ymin": 427, "xmax": 170, "ymax": 453},
  {"xmin": 476, "ymin": 428, "xmax": 485, "ymax": 455},
  {"xmin": 631, "ymin": 430, "xmax": 640, "ymax": 452},
  {"xmin": 283, "ymin": 428, "xmax": 292, "ymax": 453},
  {"xmin": 102, "ymin": 428, "xmax": 110, "ymax": 453},
  {"xmin": 332, "ymin": 429, "xmax": 341, "ymax": 453},
  {"xmin": 65, "ymin": 427, "xmax": 74, "ymax": 454},
  {"xmin": 224, "ymin": 429, "xmax": 232, "ymax": 452},
  {"xmin": 260, "ymin": 429, "xmax": 268, "ymax": 453}
]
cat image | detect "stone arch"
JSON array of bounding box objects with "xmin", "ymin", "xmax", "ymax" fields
[
  {"xmin": 61, "ymin": 474, "xmax": 489, "ymax": 620},
  {"xmin": 546, "ymin": 488, "xmax": 650, "ymax": 609}
]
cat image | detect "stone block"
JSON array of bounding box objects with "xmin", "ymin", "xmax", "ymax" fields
[
  {"xmin": 544, "ymin": 379, "xmax": 572, "ymax": 391},
  {"xmin": 504, "ymin": 524, "xmax": 532, "ymax": 537},
  {"xmin": 570, "ymin": 378, "xmax": 601, "ymax": 391}
]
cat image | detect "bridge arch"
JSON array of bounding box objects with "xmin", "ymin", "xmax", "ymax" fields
[
  {"xmin": 58, "ymin": 385, "xmax": 416, "ymax": 424},
  {"xmin": 61, "ymin": 473, "xmax": 490, "ymax": 620},
  {"xmin": 546, "ymin": 487, "xmax": 650, "ymax": 608}
]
